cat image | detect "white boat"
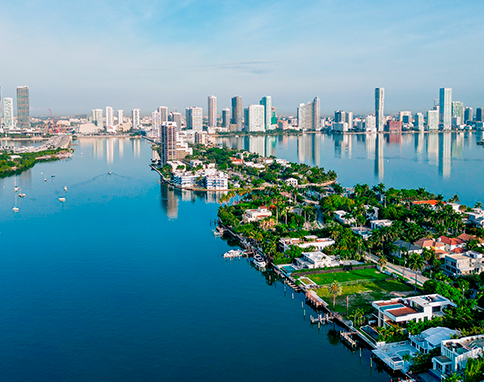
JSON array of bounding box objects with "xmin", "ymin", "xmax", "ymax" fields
[
  {"xmin": 253, "ymin": 254, "xmax": 267, "ymax": 267},
  {"xmin": 14, "ymin": 177, "xmax": 19, "ymax": 192},
  {"xmin": 12, "ymin": 207, "xmax": 19, "ymax": 212},
  {"xmin": 58, "ymin": 197, "xmax": 66, "ymax": 202},
  {"xmin": 223, "ymin": 249, "xmax": 244, "ymax": 258},
  {"xmin": 18, "ymin": 193, "xmax": 26, "ymax": 198},
  {"xmin": 64, "ymin": 186, "xmax": 67, "ymax": 192}
]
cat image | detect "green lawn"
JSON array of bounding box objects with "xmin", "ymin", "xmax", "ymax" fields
[{"xmin": 306, "ymin": 268, "xmax": 388, "ymax": 286}]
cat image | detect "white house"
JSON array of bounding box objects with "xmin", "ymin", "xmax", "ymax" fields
[
  {"xmin": 295, "ymin": 251, "xmax": 340, "ymax": 269},
  {"xmin": 409, "ymin": 327, "xmax": 457, "ymax": 354},
  {"xmin": 334, "ymin": 210, "xmax": 356, "ymax": 226},
  {"xmin": 372, "ymin": 294, "xmax": 455, "ymax": 328},
  {"xmin": 172, "ymin": 172, "xmax": 198, "ymax": 188},
  {"xmin": 443, "ymin": 251, "xmax": 484, "ymax": 277},
  {"xmin": 278, "ymin": 236, "xmax": 335, "ymax": 252},
  {"xmin": 370, "ymin": 219, "xmax": 393, "ymax": 230},
  {"xmin": 285, "ymin": 177, "xmax": 298, "ymax": 187},
  {"xmin": 432, "ymin": 335, "xmax": 484, "ymax": 378},
  {"xmin": 243, "ymin": 206, "xmax": 272, "ymax": 223},
  {"xmin": 351, "ymin": 226, "xmax": 373, "ymax": 240}
]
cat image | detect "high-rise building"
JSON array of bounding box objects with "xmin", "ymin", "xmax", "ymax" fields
[
  {"xmin": 16, "ymin": 86, "xmax": 30, "ymax": 130},
  {"xmin": 427, "ymin": 109, "xmax": 439, "ymax": 130},
  {"xmin": 152, "ymin": 111, "xmax": 161, "ymax": 135},
  {"xmin": 186, "ymin": 107, "xmax": 203, "ymax": 131},
  {"xmin": 334, "ymin": 110, "xmax": 346, "ymax": 123},
  {"xmin": 208, "ymin": 96, "xmax": 217, "ymax": 128},
  {"xmin": 161, "ymin": 122, "xmax": 177, "ymax": 163},
  {"xmin": 4, "ymin": 97, "xmax": 13, "ymax": 129},
  {"xmin": 117, "ymin": 110, "xmax": 124, "ymax": 126},
  {"xmin": 246, "ymin": 105, "xmax": 265, "ymax": 132},
  {"xmin": 222, "ymin": 108, "xmax": 230, "ymax": 128},
  {"xmin": 415, "ymin": 113, "xmax": 425, "ymax": 131},
  {"xmin": 132, "ymin": 109, "xmax": 141, "ymax": 129},
  {"xmin": 375, "ymin": 88, "xmax": 385, "ymax": 132},
  {"xmin": 231, "ymin": 96, "xmax": 242, "ymax": 131},
  {"xmin": 260, "ymin": 96, "xmax": 272, "ymax": 131},
  {"xmin": 346, "ymin": 112, "xmax": 353, "ymax": 130},
  {"xmin": 400, "ymin": 111, "xmax": 412, "ymax": 124},
  {"xmin": 439, "ymin": 88, "xmax": 452, "ymax": 130},
  {"xmin": 365, "ymin": 115, "xmax": 376, "ymax": 132},
  {"xmin": 297, "ymin": 97, "xmax": 320, "ymax": 130},
  {"xmin": 452, "ymin": 101, "xmax": 464, "ymax": 125},
  {"xmin": 158, "ymin": 106, "xmax": 169, "ymax": 123},
  {"xmin": 476, "ymin": 108, "xmax": 483, "ymax": 122},
  {"xmin": 169, "ymin": 111, "xmax": 182, "ymax": 130},
  {"xmin": 94, "ymin": 109, "xmax": 104, "ymax": 129},
  {"xmin": 106, "ymin": 106, "xmax": 114, "ymax": 128},
  {"xmin": 464, "ymin": 107, "xmax": 473, "ymax": 123}
]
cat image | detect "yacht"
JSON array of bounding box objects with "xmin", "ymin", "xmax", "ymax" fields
[
  {"xmin": 12, "ymin": 207, "xmax": 19, "ymax": 212},
  {"xmin": 252, "ymin": 254, "xmax": 267, "ymax": 268},
  {"xmin": 18, "ymin": 193, "xmax": 26, "ymax": 198},
  {"xmin": 64, "ymin": 186, "xmax": 67, "ymax": 192},
  {"xmin": 58, "ymin": 197, "xmax": 66, "ymax": 202},
  {"xmin": 223, "ymin": 249, "xmax": 244, "ymax": 258}
]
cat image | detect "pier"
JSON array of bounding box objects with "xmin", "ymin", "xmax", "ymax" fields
[{"xmin": 340, "ymin": 331, "xmax": 358, "ymax": 347}]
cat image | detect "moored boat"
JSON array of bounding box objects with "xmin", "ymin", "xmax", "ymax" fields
[{"xmin": 252, "ymin": 254, "xmax": 267, "ymax": 267}]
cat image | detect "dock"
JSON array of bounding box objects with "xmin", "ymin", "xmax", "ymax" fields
[
  {"xmin": 340, "ymin": 331, "xmax": 358, "ymax": 347},
  {"xmin": 310, "ymin": 313, "xmax": 333, "ymax": 325}
]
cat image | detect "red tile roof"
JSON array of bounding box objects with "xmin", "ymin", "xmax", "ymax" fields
[
  {"xmin": 387, "ymin": 307, "xmax": 417, "ymax": 317},
  {"xmin": 412, "ymin": 200, "xmax": 440, "ymax": 206},
  {"xmin": 439, "ymin": 236, "xmax": 465, "ymax": 246}
]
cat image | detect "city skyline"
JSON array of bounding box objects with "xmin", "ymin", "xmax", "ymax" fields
[{"xmin": 0, "ymin": 1, "xmax": 483, "ymax": 114}]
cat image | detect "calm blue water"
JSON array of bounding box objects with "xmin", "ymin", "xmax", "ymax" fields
[
  {"xmin": 218, "ymin": 131, "xmax": 484, "ymax": 206},
  {"xmin": 0, "ymin": 138, "xmax": 389, "ymax": 381}
]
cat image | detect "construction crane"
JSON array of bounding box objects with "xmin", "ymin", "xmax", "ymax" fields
[{"xmin": 49, "ymin": 109, "xmax": 58, "ymax": 134}]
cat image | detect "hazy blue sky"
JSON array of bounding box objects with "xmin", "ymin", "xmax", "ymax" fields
[{"xmin": 1, "ymin": 0, "xmax": 483, "ymax": 116}]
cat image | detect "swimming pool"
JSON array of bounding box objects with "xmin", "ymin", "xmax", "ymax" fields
[{"xmin": 282, "ymin": 265, "xmax": 296, "ymax": 274}]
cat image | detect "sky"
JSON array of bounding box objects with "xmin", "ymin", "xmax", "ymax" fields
[{"xmin": 1, "ymin": 0, "xmax": 483, "ymax": 116}]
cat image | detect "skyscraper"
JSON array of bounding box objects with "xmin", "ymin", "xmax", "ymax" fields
[
  {"xmin": 186, "ymin": 107, "xmax": 203, "ymax": 131},
  {"xmin": 246, "ymin": 105, "xmax": 265, "ymax": 132},
  {"xmin": 222, "ymin": 108, "xmax": 230, "ymax": 128},
  {"xmin": 415, "ymin": 113, "xmax": 424, "ymax": 131},
  {"xmin": 208, "ymin": 96, "xmax": 217, "ymax": 128},
  {"xmin": 375, "ymin": 88, "xmax": 385, "ymax": 132},
  {"xmin": 4, "ymin": 97, "xmax": 13, "ymax": 130},
  {"xmin": 158, "ymin": 106, "xmax": 169, "ymax": 123},
  {"xmin": 152, "ymin": 111, "xmax": 161, "ymax": 136},
  {"xmin": 117, "ymin": 110, "xmax": 124, "ymax": 126},
  {"xmin": 132, "ymin": 109, "xmax": 141, "ymax": 129},
  {"xmin": 439, "ymin": 88, "xmax": 452, "ymax": 130},
  {"xmin": 231, "ymin": 96, "xmax": 242, "ymax": 131},
  {"xmin": 464, "ymin": 107, "xmax": 473, "ymax": 123},
  {"xmin": 427, "ymin": 109, "xmax": 439, "ymax": 130},
  {"xmin": 94, "ymin": 109, "xmax": 104, "ymax": 129},
  {"xmin": 16, "ymin": 86, "xmax": 30, "ymax": 130},
  {"xmin": 161, "ymin": 122, "xmax": 177, "ymax": 163},
  {"xmin": 346, "ymin": 112, "xmax": 353, "ymax": 130},
  {"xmin": 260, "ymin": 96, "xmax": 272, "ymax": 131},
  {"xmin": 106, "ymin": 106, "xmax": 114, "ymax": 128},
  {"xmin": 169, "ymin": 111, "xmax": 182, "ymax": 130},
  {"xmin": 334, "ymin": 110, "xmax": 346, "ymax": 122},
  {"xmin": 476, "ymin": 108, "xmax": 483, "ymax": 122},
  {"xmin": 297, "ymin": 97, "xmax": 320, "ymax": 130}
]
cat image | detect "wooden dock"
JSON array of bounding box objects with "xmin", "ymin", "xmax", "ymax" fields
[
  {"xmin": 310, "ymin": 313, "xmax": 333, "ymax": 325},
  {"xmin": 340, "ymin": 331, "xmax": 358, "ymax": 347}
]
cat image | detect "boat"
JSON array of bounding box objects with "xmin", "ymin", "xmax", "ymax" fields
[
  {"xmin": 223, "ymin": 249, "xmax": 244, "ymax": 258},
  {"xmin": 44, "ymin": 177, "xmax": 47, "ymax": 182},
  {"xmin": 14, "ymin": 177, "xmax": 19, "ymax": 192},
  {"xmin": 478, "ymin": 140, "xmax": 484, "ymax": 146},
  {"xmin": 252, "ymin": 254, "xmax": 267, "ymax": 267},
  {"xmin": 58, "ymin": 197, "xmax": 66, "ymax": 202},
  {"xmin": 108, "ymin": 171, "xmax": 112, "ymax": 175},
  {"xmin": 51, "ymin": 174, "xmax": 56, "ymax": 178},
  {"xmin": 12, "ymin": 207, "xmax": 19, "ymax": 212},
  {"xmin": 18, "ymin": 193, "xmax": 26, "ymax": 198},
  {"xmin": 213, "ymin": 229, "xmax": 223, "ymax": 237},
  {"xmin": 64, "ymin": 186, "xmax": 67, "ymax": 192}
]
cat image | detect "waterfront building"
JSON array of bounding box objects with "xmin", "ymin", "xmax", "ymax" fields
[
  {"xmin": 161, "ymin": 122, "xmax": 177, "ymax": 163},
  {"xmin": 400, "ymin": 111, "xmax": 412, "ymax": 124},
  {"xmin": 205, "ymin": 172, "xmax": 228, "ymax": 190},
  {"xmin": 442, "ymin": 251, "xmax": 484, "ymax": 277},
  {"xmin": 375, "ymin": 87, "xmax": 385, "ymax": 132},
  {"xmin": 158, "ymin": 106, "xmax": 169, "ymax": 123},
  {"xmin": 386, "ymin": 120, "xmax": 402, "ymax": 132},
  {"xmin": 452, "ymin": 101, "xmax": 464, "ymax": 126},
  {"xmin": 476, "ymin": 108, "xmax": 483, "ymax": 122},
  {"xmin": 222, "ymin": 108, "xmax": 230, "ymax": 128},
  {"xmin": 333, "ymin": 122, "xmax": 348, "ymax": 132},
  {"xmin": 117, "ymin": 110, "xmax": 123, "ymax": 126},
  {"xmin": 208, "ymin": 96, "xmax": 217, "ymax": 128},
  {"xmin": 172, "ymin": 172, "xmax": 198, "ymax": 188},
  {"xmin": 3, "ymin": 97, "xmax": 13, "ymax": 130},
  {"xmin": 415, "ymin": 113, "xmax": 425, "ymax": 131},
  {"xmin": 297, "ymin": 97, "xmax": 320, "ymax": 130},
  {"xmin": 335, "ymin": 110, "xmax": 346, "ymax": 123},
  {"xmin": 16, "ymin": 86, "xmax": 30, "ymax": 130},
  {"xmin": 464, "ymin": 107, "xmax": 473, "ymax": 123},
  {"xmin": 245, "ymin": 105, "xmax": 265, "ymax": 132},
  {"xmin": 439, "ymin": 88, "xmax": 452, "ymax": 130},
  {"xmin": 260, "ymin": 96, "xmax": 273, "ymax": 130},
  {"xmin": 186, "ymin": 107, "xmax": 203, "ymax": 131},
  {"xmin": 427, "ymin": 109, "xmax": 439, "ymax": 130},
  {"xmin": 372, "ymin": 294, "xmax": 455, "ymax": 328},
  {"xmin": 132, "ymin": 109, "xmax": 141, "ymax": 129},
  {"xmin": 365, "ymin": 115, "xmax": 376, "ymax": 132},
  {"xmin": 169, "ymin": 111, "xmax": 182, "ymax": 130},
  {"xmin": 346, "ymin": 112, "xmax": 353, "ymax": 130},
  {"xmin": 152, "ymin": 111, "xmax": 161, "ymax": 137},
  {"xmin": 106, "ymin": 106, "xmax": 114, "ymax": 129},
  {"xmin": 279, "ymin": 236, "xmax": 335, "ymax": 252},
  {"xmin": 295, "ymin": 251, "xmax": 340, "ymax": 270},
  {"xmin": 231, "ymin": 96, "xmax": 243, "ymax": 131},
  {"xmin": 242, "ymin": 206, "xmax": 272, "ymax": 223},
  {"xmin": 94, "ymin": 109, "xmax": 104, "ymax": 129}
]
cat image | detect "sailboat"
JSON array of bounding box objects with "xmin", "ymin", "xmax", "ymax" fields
[
  {"xmin": 14, "ymin": 177, "xmax": 19, "ymax": 192},
  {"xmin": 12, "ymin": 190, "xmax": 19, "ymax": 212},
  {"xmin": 64, "ymin": 186, "xmax": 67, "ymax": 192}
]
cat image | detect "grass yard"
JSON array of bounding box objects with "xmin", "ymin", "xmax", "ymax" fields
[
  {"xmin": 306, "ymin": 268, "xmax": 388, "ymax": 286},
  {"xmin": 315, "ymin": 278, "xmax": 414, "ymax": 318}
]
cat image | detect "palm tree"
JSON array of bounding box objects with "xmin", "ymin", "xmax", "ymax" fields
[
  {"xmin": 475, "ymin": 202, "xmax": 483, "ymax": 209},
  {"xmin": 378, "ymin": 256, "xmax": 387, "ymax": 272},
  {"xmin": 327, "ymin": 281, "xmax": 342, "ymax": 308},
  {"xmin": 449, "ymin": 194, "xmax": 460, "ymax": 203},
  {"xmin": 408, "ymin": 253, "xmax": 425, "ymax": 291}
]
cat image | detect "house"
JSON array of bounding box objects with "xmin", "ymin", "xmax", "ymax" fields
[
  {"xmin": 278, "ymin": 236, "xmax": 335, "ymax": 252},
  {"xmin": 458, "ymin": 233, "xmax": 484, "ymax": 247},
  {"xmin": 364, "ymin": 205, "xmax": 379, "ymax": 220},
  {"xmin": 172, "ymin": 172, "xmax": 198, "ymax": 188},
  {"xmin": 414, "ymin": 238, "xmax": 446, "ymax": 252},
  {"xmin": 285, "ymin": 177, "xmax": 298, "ymax": 187},
  {"xmin": 432, "ymin": 335, "xmax": 484, "ymax": 379},
  {"xmin": 351, "ymin": 226, "xmax": 373, "ymax": 240},
  {"xmin": 409, "ymin": 327, "xmax": 457, "ymax": 354},
  {"xmin": 230, "ymin": 157, "xmax": 244, "ymax": 165},
  {"xmin": 438, "ymin": 236, "xmax": 466, "ymax": 252},
  {"xmin": 370, "ymin": 219, "xmax": 393, "ymax": 230},
  {"xmin": 205, "ymin": 172, "xmax": 228, "ymax": 190},
  {"xmin": 334, "ymin": 210, "xmax": 356, "ymax": 226},
  {"xmin": 372, "ymin": 294, "xmax": 455, "ymax": 328},
  {"xmin": 412, "ymin": 200, "xmax": 441, "ymax": 208},
  {"xmin": 443, "ymin": 251, "xmax": 484, "ymax": 277},
  {"xmin": 295, "ymin": 251, "xmax": 340, "ymax": 269},
  {"xmin": 242, "ymin": 206, "xmax": 272, "ymax": 223},
  {"xmin": 391, "ymin": 239, "xmax": 423, "ymax": 258},
  {"xmin": 467, "ymin": 211, "xmax": 484, "ymax": 228}
]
